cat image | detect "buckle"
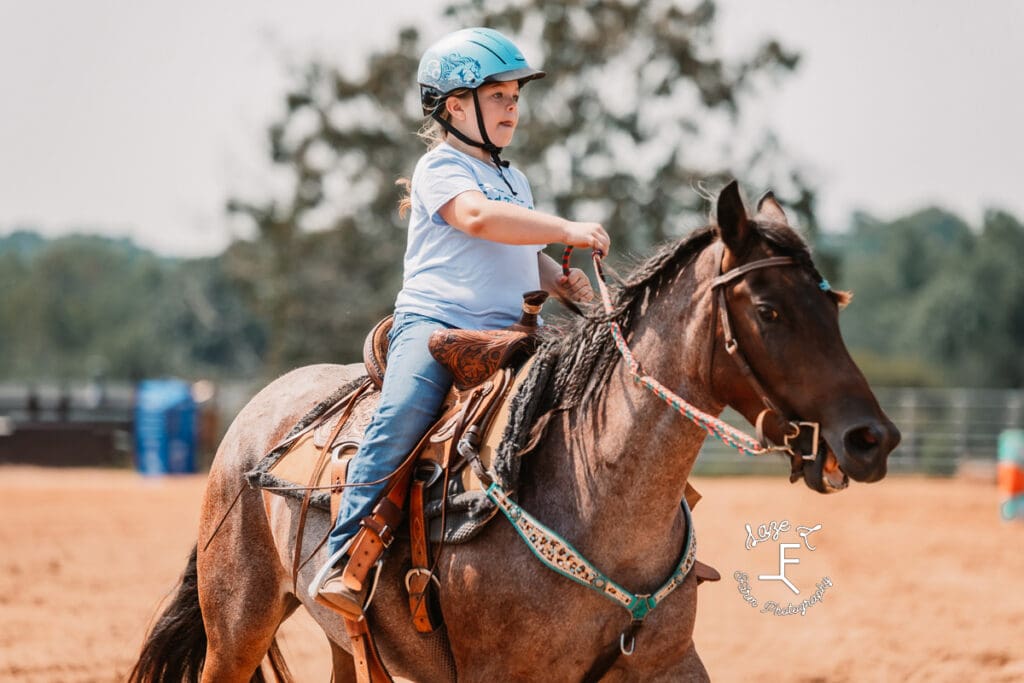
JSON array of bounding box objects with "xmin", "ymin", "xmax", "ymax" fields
[
  {"xmin": 457, "ymin": 425, "xmax": 482, "ymax": 460},
  {"xmin": 784, "ymin": 421, "xmax": 821, "ymax": 461},
  {"xmin": 362, "ymin": 517, "xmax": 396, "ymax": 547}
]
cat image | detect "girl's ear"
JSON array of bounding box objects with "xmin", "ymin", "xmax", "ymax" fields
[{"xmin": 445, "ymin": 94, "xmax": 468, "ymax": 121}]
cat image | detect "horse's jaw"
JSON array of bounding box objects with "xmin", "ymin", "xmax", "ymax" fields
[{"xmin": 801, "ymin": 446, "xmax": 849, "ymax": 494}]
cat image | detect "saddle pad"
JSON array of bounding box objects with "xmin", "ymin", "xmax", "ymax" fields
[
  {"xmin": 246, "ymin": 364, "xmax": 532, "ymax": 545},
  {"xmin": 245, "ymin": 377, "xmax": 370, "ymax": 511}
]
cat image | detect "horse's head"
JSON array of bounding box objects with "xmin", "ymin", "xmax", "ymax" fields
[{"xmin": 709, "ymin": 181, "xmax": 900, "ymax": 492}]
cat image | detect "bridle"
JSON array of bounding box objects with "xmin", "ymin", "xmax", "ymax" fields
[{"xmin": 707, "ymin": 241, "xmax": 825, "ymax": 478}]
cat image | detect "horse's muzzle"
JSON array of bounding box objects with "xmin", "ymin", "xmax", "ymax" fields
[{"xmin": 835, "ymin": 419, "xmax": 901, "ymax": 483}]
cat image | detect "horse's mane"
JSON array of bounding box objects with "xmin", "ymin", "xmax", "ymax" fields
[{"xmin": 492, "ymin": 218, "xmax": 838, "ymax": 487}]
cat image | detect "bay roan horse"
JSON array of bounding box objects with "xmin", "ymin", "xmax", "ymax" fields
[{"xmin": 130, "ymin": 182, "xmax": 899, "ymax": 682}]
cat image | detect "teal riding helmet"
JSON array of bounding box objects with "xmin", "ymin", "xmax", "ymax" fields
[
  {"xmin": 417, "ymin": 28, "xmax": 545, "ymax": 191},
  {"xmin": 418, "ymin": 27, "xmax": 546, "ymax": 115}
]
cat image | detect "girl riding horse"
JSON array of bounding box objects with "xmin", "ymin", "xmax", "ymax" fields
[{"xmin": 314, "ymin": 27, "xmax": 609, "ymax": 617}]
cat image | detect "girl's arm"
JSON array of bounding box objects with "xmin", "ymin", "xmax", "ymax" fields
[{"xmin": 438, "ymin": 190, "xmax": 610, "ymax": 254}]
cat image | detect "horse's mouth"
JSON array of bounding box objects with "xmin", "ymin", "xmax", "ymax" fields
[
  {"xmin": 803, "ymin": 444, "xmax": 849, "ymax": 493},
  {"xmin": 822, "ymin": 450, "xmax": 849, "ymax": 492}
]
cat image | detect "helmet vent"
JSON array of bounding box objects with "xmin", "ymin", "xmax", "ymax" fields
[{"xmin": 468, "ymin": 40, "xmax": 508, "ymax": 64}]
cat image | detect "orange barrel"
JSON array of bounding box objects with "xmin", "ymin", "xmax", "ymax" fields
[{"xmin": 997, "ymin": 429, "xmax": 1024, "ymax": 520}]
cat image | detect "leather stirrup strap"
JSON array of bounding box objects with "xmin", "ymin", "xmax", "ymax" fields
[
  {"xmin": 407, "ymin": 478, "xmax": 440, "ymax": 632},
  {"xmin": 344, "ymin": 615, "xmax": 394, "ymax": 683},
  {"xmin": 291, "ymin": 380, "xmax": 372, "ymax": 594},
  {"xmin": 341, "ymin": 465, "xmax": 414, "ymax": 591}
]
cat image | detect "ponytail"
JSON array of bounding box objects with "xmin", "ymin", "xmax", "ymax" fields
[{"xmin": 397, "ymin": 117, "xmax": 448, "ymax": 217}]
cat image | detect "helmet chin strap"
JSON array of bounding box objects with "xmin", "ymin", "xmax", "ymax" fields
[{"xmin": 432, "ymin": 89, "xmax": 518, "ymax": 196}]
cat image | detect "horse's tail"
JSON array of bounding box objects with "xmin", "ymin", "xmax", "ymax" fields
[{"xmin": 128, "ymin": 544, "xmax": 293, "ymax": 683}]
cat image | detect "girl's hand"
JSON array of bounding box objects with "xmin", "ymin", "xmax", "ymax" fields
[
  {"xmin": 558, "ymin": 267, "xmax": 595, "ymax": 303},
  {"xmin": 563, "ymin": 221, "xmax": 611, "ymax": 256}
]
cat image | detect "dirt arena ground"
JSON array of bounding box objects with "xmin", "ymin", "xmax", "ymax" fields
[{"xmin": 1, "ymin": 466, "xmax": 1021, "ymax": 682}]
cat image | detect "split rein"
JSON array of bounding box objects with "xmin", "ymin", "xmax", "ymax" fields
[{"xmin": 561, "ymin": 245, "xmax": 820, "ymax": 464}]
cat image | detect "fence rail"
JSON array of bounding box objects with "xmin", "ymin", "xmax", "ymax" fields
[{"xmin": 2, "ymin": 383, "xmax": 1021, "ymax": 475}]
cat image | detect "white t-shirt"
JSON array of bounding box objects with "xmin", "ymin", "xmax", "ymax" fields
[{"xmin": 394, "ymin": 142, "xmax": 545, "ymax": 329}]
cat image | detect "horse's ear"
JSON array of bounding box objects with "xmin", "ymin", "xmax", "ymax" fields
[
  {"xmin": 716, "ymin": 180, "xmax": 750, "ymax": 253},
  {"xmin": 756, "ymin": 191, "xmax": 789, "ymax": 225}
]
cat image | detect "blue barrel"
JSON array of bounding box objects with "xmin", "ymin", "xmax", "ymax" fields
[
  {"xmin": 134, "ymin": 379, "xmax": 197, "ymax": 476},
  {"xmin": 998, "ymin": 429, "xmax": 1024, "ymax": 521}
]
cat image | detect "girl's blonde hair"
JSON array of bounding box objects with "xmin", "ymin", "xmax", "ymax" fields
[{"xmin": 397, "ymin": 117, "xmax": 448, "ymax": 218}]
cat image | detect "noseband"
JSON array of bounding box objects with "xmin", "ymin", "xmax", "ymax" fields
[{"xmin": 709, "ymin": 243, "xmax": 824, "ymax": 474}]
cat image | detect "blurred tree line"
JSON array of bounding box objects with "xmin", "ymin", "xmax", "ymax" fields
[
  {"xmin": 834, "ymin": 208, "xmax": 1024, "ymax": 387},
  {"xmin": 3, "ymin": 205, "xmax": 1021, "ymax": 387},
  {"xmin": 0, "ymin": 231, "xmax": 264, "ymax": 380},
  {"xmin": 1, "ymin": 0, "xmax": 1021, "ymax": 388}
]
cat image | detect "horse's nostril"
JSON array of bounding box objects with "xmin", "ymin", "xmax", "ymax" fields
[{"xmin": 844, "ymin": 425, "xmax": 880, "ymax": 457}]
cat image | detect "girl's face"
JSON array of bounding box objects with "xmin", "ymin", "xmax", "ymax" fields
[{"xmin": 449, "ymin": 81, "xmax": 520, "ymax": 148}]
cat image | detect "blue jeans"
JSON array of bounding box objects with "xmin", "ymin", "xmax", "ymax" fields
[{"xmin": 326, "ymin": 312, "xmax": 454, "ymax": 557}]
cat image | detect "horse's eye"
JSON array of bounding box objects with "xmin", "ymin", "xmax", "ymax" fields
[{"xmin": 756, "ymin": 305, "xmax": 780, "ymax": 323}]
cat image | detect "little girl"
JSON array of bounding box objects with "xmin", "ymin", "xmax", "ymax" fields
[{"xmin": 315, "ymin": 27, "xmax": 610, "ymax": 617}]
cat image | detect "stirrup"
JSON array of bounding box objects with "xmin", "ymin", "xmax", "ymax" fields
[{"xmin": 308, "ymin": 541, "xmax": 353, "ymax": 601}]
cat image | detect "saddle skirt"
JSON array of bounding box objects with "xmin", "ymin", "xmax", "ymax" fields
[{"xmin": 247, "ymin": 357, "xmax": 538, "ymax": 545}]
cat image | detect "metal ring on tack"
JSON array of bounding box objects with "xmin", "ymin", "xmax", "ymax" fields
[{"xmin": 404, "ymin": 567, "xmax": 441, "ymax": 593}]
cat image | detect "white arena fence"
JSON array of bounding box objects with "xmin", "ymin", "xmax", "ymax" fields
[{"xmin": 2, "ymin": 383, "xmax": 1021, "ymax": 476}]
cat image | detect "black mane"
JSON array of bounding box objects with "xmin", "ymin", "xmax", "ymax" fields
[{"xmin": 492, "ymin": 218, "xmax": 824, "ymax": 487}]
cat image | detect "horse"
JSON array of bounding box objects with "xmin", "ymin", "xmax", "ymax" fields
[{"xmin": 129, "ymin": 182, "xmax": 899, "ymax": 682}]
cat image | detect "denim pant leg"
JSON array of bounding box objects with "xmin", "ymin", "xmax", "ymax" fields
[{"xmin": 327, "ymin": 313, "xmax": 453, "ymax": 557}]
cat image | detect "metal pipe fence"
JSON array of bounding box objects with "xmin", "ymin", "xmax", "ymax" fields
[{"xmin": 2, "ymin": 382, "xmax": 1021, "ymax": 475}]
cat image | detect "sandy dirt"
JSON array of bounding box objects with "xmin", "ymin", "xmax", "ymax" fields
[{"xmin": 1, "ymin": 466, "xmax": 1021, "ymax": 682}]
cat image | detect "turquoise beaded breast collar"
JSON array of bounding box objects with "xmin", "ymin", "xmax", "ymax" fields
[{"xmin": 485, "ymin": 480, "xmax": 696, "ymax": 659}]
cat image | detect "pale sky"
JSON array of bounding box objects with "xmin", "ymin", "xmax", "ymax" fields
[{"xmin": 1, "ymin": 1, "xmax": 1022, "ymax": 256}]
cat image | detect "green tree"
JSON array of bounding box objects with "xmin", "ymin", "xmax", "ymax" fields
[
  {"xmin": 908, "ymin": 210, "xmax": 1024, "ymax": 386},
  {"xmin": 838, "ymin": 207, "xmax": 1024, "ymax": 387}
]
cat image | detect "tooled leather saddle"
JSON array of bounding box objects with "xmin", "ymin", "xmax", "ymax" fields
[{"xmin": 362, "ymin": 289, "xmax": 548, "ymax": 391}]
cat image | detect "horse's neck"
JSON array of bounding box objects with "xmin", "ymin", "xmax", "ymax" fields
[{"xmin": 524, "ymin": 247, "xmax": 722, "ymax": 587}]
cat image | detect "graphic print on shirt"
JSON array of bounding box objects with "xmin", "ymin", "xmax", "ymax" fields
[{"xmin": 478, "ymin": 181, "xmax": 533, "ymax": 209}]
